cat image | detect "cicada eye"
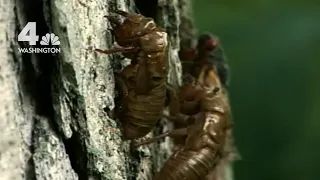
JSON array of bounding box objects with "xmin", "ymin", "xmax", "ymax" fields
[
  {"xmin": 204, "ymin": 39, "xmax": 218, "ymax": 50},
  {"xmin": 151, "ymin": 76, "xmax": 163, "ymax": 81},
  {"xmin": 213, "ymin": 87, "xmax": 220, "ymax": 94}
]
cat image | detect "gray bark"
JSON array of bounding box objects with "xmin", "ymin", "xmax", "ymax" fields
[
  {"xmin": 0, "ymin": 0, "xmax": 182, "ymax": 179},
  {"xmin": 0, "ymin": 0, "xmax": 237, "ymax": 179}
]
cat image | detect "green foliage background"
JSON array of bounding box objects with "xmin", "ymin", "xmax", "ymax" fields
[{"xmin": 192, "ymin": 0, "xmax": 320, "ymax": 179}]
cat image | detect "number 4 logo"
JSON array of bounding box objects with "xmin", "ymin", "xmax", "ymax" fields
[{"xmin": 18, "ymin": 22, "xmax": 39, "ymax": 45}]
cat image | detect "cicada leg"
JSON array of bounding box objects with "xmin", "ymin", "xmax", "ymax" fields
[
  {"xmin": 112, "ymin": 10, "xmax": 130, "ymax": 17},
  {"xmin": 95, "ymin": 46, "xmax": 137, "ymax": 54},
  {"xmin": 132, "ymin": 127, "xmax": 188, "ymax": 147},
  {"xmin": 104, "ymin": 15, "xmax": 121, "ymax": 29},
  {"xmin": 165, "ymin": 85, "xmax": 180, "ymax": 116},
  {"xmin": 114, "ymin": 74, "xmax": 129, "ymax": 97}
]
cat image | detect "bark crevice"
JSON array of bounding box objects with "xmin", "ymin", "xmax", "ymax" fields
[
  {"xmin": 63, "ymin": 128, "xmax": 88, "ymax": 180},
  {"xmin": 134, "ymin": 0, "xmax": 158, "ymax": 19},
  {"xmin": 15, "ymin": 0, "xmax": 55, "ymax": 117}
]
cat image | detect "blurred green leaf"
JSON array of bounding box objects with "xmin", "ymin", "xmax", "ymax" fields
[{"xmin": 192, "ymin": 1, "xmax": 320, "ymax": 180}]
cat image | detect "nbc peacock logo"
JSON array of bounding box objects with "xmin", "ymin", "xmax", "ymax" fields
[{"xmin": 40, "ymin": 33, "xmax": 61, "ymax": 46}]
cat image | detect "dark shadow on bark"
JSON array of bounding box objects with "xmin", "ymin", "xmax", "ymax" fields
[
  {"xmin": 63, "ymin": 128, "xmax": 88, "ymax": 180},
  {"xmin": 134, "ymin": 0, "xmax": 158, "ymax": 20},
  {"xmin": 16, "ymin": 0, "xmax": 55, "ymax": 119}
]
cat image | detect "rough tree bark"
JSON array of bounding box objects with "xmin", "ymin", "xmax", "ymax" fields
[{"xmin": 0, "ymin": 0, "xmax": 237, "ymax": 180}]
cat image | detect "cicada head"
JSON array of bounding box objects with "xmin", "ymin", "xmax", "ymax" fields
[
  {"xmin": 197, "ymin": 33, "xmax": 219, "ymax": 52},
  {"xmin": 197, "ymin": 65, "xmax": 222, "ymax": 94},
  {"xmin": 109, "ymin": 10, "xmax": 157, "ymax": 48},
  {"xmin": 139, "ymin": 28, "xmax": 168, "ymax": 53}
]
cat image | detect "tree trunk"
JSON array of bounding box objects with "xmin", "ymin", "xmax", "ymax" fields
[{"xmin": 0, "ymin": 0, "xmax": 237, "ymax": 179}]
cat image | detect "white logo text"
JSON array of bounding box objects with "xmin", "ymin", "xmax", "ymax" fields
[{"xmin": 17, "ymin": 22, "xmax": 61, "ymax": 54}]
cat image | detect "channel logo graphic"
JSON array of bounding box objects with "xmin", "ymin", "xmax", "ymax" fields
[
  {"xmin": 40, "ymin": 33, "xmax": 61, "ymax": 45},
  {"xmin": 17, "ymin": 22, "xmax": 61, "ymax": 54}
]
